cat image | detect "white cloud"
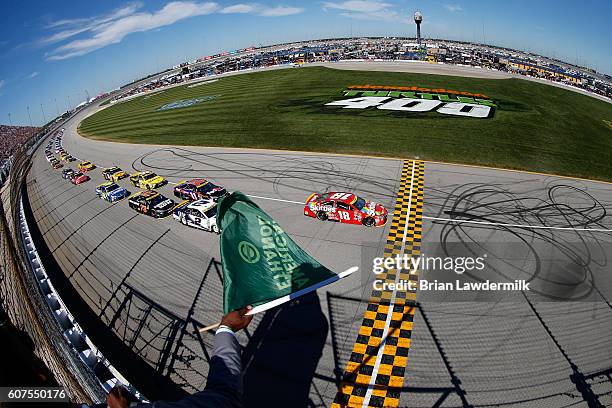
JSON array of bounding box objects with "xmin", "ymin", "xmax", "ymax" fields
[
  {"xmin": 43, "ymin": 1, "xmax": 304, "ymax": 60},
  {"xmin": 323, "ymin": 1, "xmax": 408, "ymax": 22},
  {"xmin": 220, "ymin": 3, "xmax": 302, "ymax": 16},
  {"xmin": 41, "ymin": 2, "xmax": 145, "ymax": 45},
  {"xmin": 258, "ymin": 5, "xmax": 304, "ymax": 17},
  {"xmin": 28, "ymin": 72, "xmax": 39, "ymax": 79},
  {"xmin": 444, "ymin": 4, "xmax": 463, "ymax": 12},
  {"xmin": 47, "ymin": 2, "xmax": 220, "ymax": 60},
  {"xmin": 220, "ymin": 4, "xmax": 257, "ymax": 13},
  {"xmin": 323, "ymin": 1, "xmax": 390, "ymax": 13}
]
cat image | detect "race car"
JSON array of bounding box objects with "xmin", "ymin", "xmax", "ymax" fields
[
  {"xmin": 173, "ymin": 179, "xmax": 227, "ymax": 202},
  {"xmin": 129, "ymin": 171, "xmax": 166, "ymax": 189},
  {"xmin": 102, "ymin": 166, "xmax": 129, "ymax": 182},
  {"xmin": 173, "ymin": 199, "xmax": 220, "ymax": 233},
  {"xmin": 60, "ymin": 152, "xmax": 69, "ymax": 161},
  {"xmin": 62, "ymin": 168, "xmax": 75, "ymax": 179},
  {"xmin": 304, "ymin": 192, "xmax": 388, "ymax": 227},
  {"xmin": 95, "ymin": 182, "xmax": 130, "ymax": 202},
  {"xmin": 128, "ymin": 190, "xmax": 175, "ymax": 218},
  {"xmin": 79, "ymin": 161, "xmax": 96, "ymax": 172},
  {"xmin": 52, "ymin": 161, "xmax": 63, "ymax": 169},
  {"xmin": 67, "ymin": 156, "xmax": 76, "ymax": 162},
  {"xmin": 70, "ymin": 172, "xmax": 90, "ymax": 185}
]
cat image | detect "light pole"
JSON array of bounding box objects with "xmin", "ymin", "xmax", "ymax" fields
[
  {"xmin": 40, "ymin": 103, "xmax": 46, "ymax": 124},
  {"xmin": 26, "ymin": 106, "xmax": 33, "ymax": 127}
]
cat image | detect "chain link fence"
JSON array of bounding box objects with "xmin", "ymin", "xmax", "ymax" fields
[{"xmin": 0, "ymin": 146, "xmax": 105, "ymax": 404}]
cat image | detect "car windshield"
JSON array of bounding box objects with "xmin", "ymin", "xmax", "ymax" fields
[
  {"xmin": 353, "ymin": 197, "xmax": 367, "ymax": 211},
  {"xmin": 149, "ymin": 195, "xmax": 165, "ymax": 205},
  {"xmin": 197, "ymin": 182, "xmax": 215, "ymax": 193},
  {"xmin": 204, "ymin": 207, "xmax": 217, "ymax": 218},
  {"xmin": 143, "ymin": 173, "xmax": 157, "ymax": 180},
  {"xmin": 106, "ymin": 184, "xmax": 119, "ymax": 192}
]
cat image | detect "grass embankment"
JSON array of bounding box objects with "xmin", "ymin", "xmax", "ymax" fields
[{"xmin": 79, "ymin": 66, "xmax": 612, "ymax": 181}]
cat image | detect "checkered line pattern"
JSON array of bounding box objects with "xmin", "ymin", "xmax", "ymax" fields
[{"xmin": 332, "ymin": 160, "xmax": 425, "ymax": 408}]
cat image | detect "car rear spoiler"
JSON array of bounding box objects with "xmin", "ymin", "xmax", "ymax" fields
[{"xmin": 174, "ymin": 200, "xmax": 190, "ymax": 211}]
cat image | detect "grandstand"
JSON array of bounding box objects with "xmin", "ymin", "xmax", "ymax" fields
[{"xmin": 0, "ymin": 125, "xmax": 40, "ymax": 162}]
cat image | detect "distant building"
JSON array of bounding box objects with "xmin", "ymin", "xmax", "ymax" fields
[{"xmin": 508, "ymin": 60, "xmax": 583, "ymax": 84}]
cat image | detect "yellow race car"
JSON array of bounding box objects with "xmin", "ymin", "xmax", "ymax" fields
[
  {"xmin": 78, "ymin": 161, "xmax": 96, "ymax": 172},
  {"xmin": 102, "ymin": 166, "xmax": 129, "ymax": 182},
  {"xmin": 60, "ymin": 152, "xmax": 69, "ymax": 161},
  {"xmin": 129, "ymin": 171, "xmax": 166, "ymax": 189}
]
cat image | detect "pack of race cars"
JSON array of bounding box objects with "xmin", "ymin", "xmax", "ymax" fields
[{"xmin": 45, "ymin": 130, "xmax": 389, "ymax": 234}]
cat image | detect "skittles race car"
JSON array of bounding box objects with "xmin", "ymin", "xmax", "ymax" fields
[
  {"xmin": 173, "ymin": 199, "xmax": 220, "ymax": 233},
  {"xmin": 96, "ymin": 182, "xmax": 130, "ymax": 202},
  {"xmin": 304, "ymin": 192, "xmax": 388, "ymax": 227},
  {"xmin": 78, "ymin": 161, "xmax": 96, "ymax": 172},
  {"xmin": 70, "ymin": 172, "xmax": 90, "ymax": 185},
  {"xmin": 102, "ymin": 166, "xmax": 129, "ymax": 182},
  {"xmin": 128, "ymin": 190, "xmax": 175, "ymax": 218},
  {"xmin": 129, "ymin": 171, "xmax": 166, "ymax": 190},
  {"xmin": 173, "ymin": 178, "xmax": 227, "ymax": 202}
]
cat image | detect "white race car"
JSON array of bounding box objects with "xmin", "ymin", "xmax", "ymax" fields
[{"xmin": 173, "ymin": 199, "xmax": 220, "ymax": 234}]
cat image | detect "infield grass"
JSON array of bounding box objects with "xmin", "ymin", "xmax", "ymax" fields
[{"xmin": 80, "ymin": 66, "xmax": 612, "ymax": 181}]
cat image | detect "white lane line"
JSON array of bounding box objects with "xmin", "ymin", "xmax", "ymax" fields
[
  {"xmin": 422, "ymin": 216, "xmax": 612, "ymax": 233},
  {"xmin": 362, "ymin": 160, "xmax": 417, "ymax": 407},
  {"xmin": 245, "ymin": 194, "xmax": 303, "ymax": 205}
]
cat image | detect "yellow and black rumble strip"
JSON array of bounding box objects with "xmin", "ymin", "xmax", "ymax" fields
[{"xmin": 332, "ymin": 160, "xmax": 425, "ymax": 408}]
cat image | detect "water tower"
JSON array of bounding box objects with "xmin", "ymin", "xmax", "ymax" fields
[{"xmin": 414, "ymin": 11, "xmax": 423, "ymax": 46}]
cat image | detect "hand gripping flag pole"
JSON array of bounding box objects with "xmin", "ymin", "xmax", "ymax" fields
[{"xmin": 217, "ymin": 192, "xmax": 357, "ymax": 316}]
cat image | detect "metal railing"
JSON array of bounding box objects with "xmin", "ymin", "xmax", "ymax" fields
[{"xmin": 0, "ymin": 146, "xmax": 104, "ymax": 404}]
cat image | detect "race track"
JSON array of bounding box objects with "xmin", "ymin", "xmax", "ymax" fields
[{"xmin": 25, "ymin": 62, "xmax": 612, "ymax": 407}]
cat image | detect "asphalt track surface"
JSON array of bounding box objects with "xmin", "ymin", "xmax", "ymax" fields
[{"xmin": 26, "ymin": 63, "xmax": 612, "ymax": 407}]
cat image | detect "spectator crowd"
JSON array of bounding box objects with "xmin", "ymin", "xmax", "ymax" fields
[{"xmin": 0, "ymin": 125, "xmax": 40, "ymax": 162}]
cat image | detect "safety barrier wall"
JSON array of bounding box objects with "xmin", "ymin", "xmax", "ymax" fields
[
  {"xmin": 0, "ymin": 120, "xmax": 145, "ymax": 404},
  {"xmin": 0, "ymin": 147, "xmax": 103, "ymax": 403},
  {"xmin": 18, "ymin": 197, "xmax": 146, "ymax": 401}
]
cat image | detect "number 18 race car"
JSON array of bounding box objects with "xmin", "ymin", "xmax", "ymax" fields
[
  {"xmin": 128, "ymin": 190, "xmax": 175, "ymax": 218},
  {"xmin": 304, "ymin": 192, "xmax": 388, "ymax": 227}
]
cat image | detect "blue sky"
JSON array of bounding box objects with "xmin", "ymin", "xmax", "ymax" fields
[{"xmin": 1, "ymin": 0, "xmax": 610, "ymax": 125}]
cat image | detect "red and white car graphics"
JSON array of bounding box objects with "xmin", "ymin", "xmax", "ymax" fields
[
  {"xmin": 70, "ymin": 172, "xmax": 90, "ymax": 185},
  {"xmin": 304, "ymin": 192, "xmax": 388, "ymax": 227}
]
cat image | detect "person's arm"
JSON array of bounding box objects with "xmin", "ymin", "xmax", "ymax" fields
[
  {"xmin": 109, "ymin": 306, "xmax": 253, "ymax": 408},
  {"xmin": 203, "ymin": 306, "xmax": 253, "ymax": 398}
]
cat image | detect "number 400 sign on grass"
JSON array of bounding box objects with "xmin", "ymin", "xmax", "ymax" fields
[{"xmin": 326, "ymin": 96, "xmax": 495, "ymax": 118}]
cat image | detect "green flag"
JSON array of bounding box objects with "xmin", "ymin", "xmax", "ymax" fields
[{"xmin": 217, "ymin": 192, "xmax": 357, "ymax": 315}]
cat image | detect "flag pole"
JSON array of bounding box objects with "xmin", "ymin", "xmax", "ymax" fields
[
  {"xmin": 245, "ymin": 266, "xmax": 358, "ymax": 315},
  {"xmin": 197, "ymin": 323, "xmax": 220, "ymax": 333}
]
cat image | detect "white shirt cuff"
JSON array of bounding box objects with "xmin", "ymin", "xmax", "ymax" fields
[{"xmin": 215, "ymin": 325, "xmax": 236, "ymax": 336}]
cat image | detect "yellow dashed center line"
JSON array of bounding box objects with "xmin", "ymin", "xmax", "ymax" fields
[{"xmin": 332, "ymin": 160, "xmax": 425, "ymax": 408}]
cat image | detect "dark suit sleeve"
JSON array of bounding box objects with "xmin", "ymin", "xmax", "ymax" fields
[{"xmin": 133, "ymin": 331, "xmax": 243, "ymax": 408}]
